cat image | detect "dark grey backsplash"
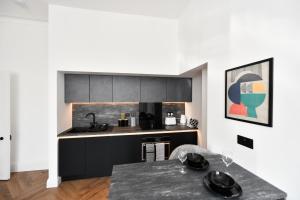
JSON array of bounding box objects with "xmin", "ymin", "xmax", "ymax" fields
[
  {"xmin": 72, "ymin": 103, "xmax": 185, "ymax": 127},
  {"xmin": 73, "ymin": 103, "xmax": 139, "ymax": 127},
  {"xmin": 162, "ymin": 103, "xmax": 185, "ymax": 123}
]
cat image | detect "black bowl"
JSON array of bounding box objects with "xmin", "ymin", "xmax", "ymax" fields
[
  {"xmin": 208, "ymin": 171, "xmax": 235, "ymax": 190},
  {"xmin": 203, "ymin": 173, "xmax": 242, "ymax": 198},
  {"xmin": 187, "ymin": 153, "xmax": 204, "ymax": 165},
  {"xmin": 186, "ymin": 153, "xmax": 209, "ymax": 170}
]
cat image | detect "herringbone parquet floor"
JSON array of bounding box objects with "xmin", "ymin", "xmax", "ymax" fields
[{"xmin": 0, "ymin": 170, "xmax": 110, "ymax": 200}]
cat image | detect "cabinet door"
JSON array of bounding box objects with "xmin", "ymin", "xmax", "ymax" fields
[
  {"xmin": 167, "ymin": 78, "xmax": 192, "ymax": 102},
  {"xmin": 169, "ymin": 132, "xmax": 197, "ymax": 153},
  {"xmin": 110, "ymin": 135, "xmax": 142, "ymax": 165},
  {"xmin": 59, "ymin": 139, "xmax": 86, "ymax": 179},
  {"xmin": 90, "ymin": 75, "xmax": 113, "ymax": 102},
  {"xmin": 65, "ymin": 74, "xmax": 90, "ymax": 103},
  {"xmin": 86, "ymin": 137, "xmax": 113, "ymax": 177},
  {"xmin": 140, "ymin": 77, "xmax": 166, "ymax": 102},
  {"xmin": 113, "ymin": 76, "xmax": 140, "ymax": 102}
]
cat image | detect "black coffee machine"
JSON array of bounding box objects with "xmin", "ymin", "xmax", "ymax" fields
[{"xmin": 139, "ymin": 103, "xmax": 163, "ymax": 130}]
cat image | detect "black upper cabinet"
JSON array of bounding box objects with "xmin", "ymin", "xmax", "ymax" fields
[
  {"xmin": 140, "ymin": 77, "xmax": 167, "ymax": 102},
  {"xmin": 167, "ymin": 78, "xmax": 192, "ymax": 102},
  {"xmin": 90, "ymin": 75, "xmax": 113, "ymax": 102},
  {"xmin": 65, "ymin": 74, "xmax": 89, "ymax": 103},
  {"xmin": 113, "ymin": 76, "xmax": 140, "ymax": 102}
]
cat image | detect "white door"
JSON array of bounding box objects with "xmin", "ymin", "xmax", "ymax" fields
[{"xmin": 0, "ymin": 72, "xmax": 10, "ymax": 180}]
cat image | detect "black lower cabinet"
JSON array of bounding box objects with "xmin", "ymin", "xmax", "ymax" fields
[
  {"xmin": 169, "ymin": 132, "xmax": 197, "ymax": 152},
  {"xmin": 86, "ymin": 137, "xmax": 113, "ymax": 178},
  {"xmin": 59, "ymin": 131, "xmax": 197, "ymax": 181},
  {"xmin": 59, "ymin": 138, "xmax": 86, "ymax": 181},
  {"xmin": 110, "ymin": 135, "xmax": 142, "ymax": 165}
]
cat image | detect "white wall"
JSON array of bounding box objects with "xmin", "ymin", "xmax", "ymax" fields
[
  {"xmin": 0, "ymin": 17, "xmax": 48, "ymax": 171},
  {"xmin": 48, "ymin": 5, "xmax": 179, "ymax": 187},
  {"xmin": 49, "ymin": 5, "xmax": 178, "ymax": 74},
  {"xmin": 179, "ymin": 0, "xmax": 300, "ymax": 199}
]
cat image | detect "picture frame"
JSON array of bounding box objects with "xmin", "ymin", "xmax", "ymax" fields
[{"xmin": 225, "ymin": 58, "xmax": 273, "ymax": 127}]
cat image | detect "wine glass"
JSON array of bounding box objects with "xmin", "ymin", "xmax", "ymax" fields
[
  {"xmin": 221, "ymin": 150, "xmax": 234, "ymax": 174},
  {"xmin": 178, "ymin": 150, "xmax": 187, "ymax": 174}
]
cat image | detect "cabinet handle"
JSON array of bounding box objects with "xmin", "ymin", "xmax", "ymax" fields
[{"xmin": 0, "ymin": 137, "xmax": 4, "ymax": 140}]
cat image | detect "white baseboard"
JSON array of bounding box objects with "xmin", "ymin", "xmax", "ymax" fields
[
  {"xmin": 47, "ymin": 176, "xmax": 61, "ymax": 188},
  {"xmin": 11, "ymin": 162, "xmax": 48, "ymax": 172}
]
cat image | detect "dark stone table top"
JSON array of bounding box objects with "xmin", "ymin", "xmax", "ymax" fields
[
  {"xmin": 58, "ymin": 125, "xmax": 198, "ymax": 139},
  {"xmin": 109, "ymin": 154, "xmax": 287, "ymax": 200}
]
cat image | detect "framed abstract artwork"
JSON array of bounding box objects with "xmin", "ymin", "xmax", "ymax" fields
[{"xmin": 225, "ymin": 58, "xmax": 273, "ymax": 127}]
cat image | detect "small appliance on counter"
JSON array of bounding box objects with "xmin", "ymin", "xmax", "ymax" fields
[
  {"xmin": 118, "ymin": 112, "xmax": 129, "ymax": 127},
  {"xmin": 180, "ymin": 114, "xmax": 187, "ymax": 125},
  {"xmin": 139, "ymin": 103, "xmax": 163, "ymax": 130},
  {"xmin": 165, "ymin": 112, "xmax": 176, "ymax": 126}
]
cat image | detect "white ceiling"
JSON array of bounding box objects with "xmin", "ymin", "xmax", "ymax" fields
[
  {"xmin": 0, "ymin": 0, "xmax": 48, "ymax": 21},
  {"xmin": 0, "ymin": 0, "xmax": 190, "ymax": 21}
]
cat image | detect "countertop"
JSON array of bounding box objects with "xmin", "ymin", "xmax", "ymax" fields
[
  {"xmin": 57, "ymin": 125, "xmax": 198, "ymax": 139},
  {"xmin": 109, "ymin": 154, "xmax": 287, "ymax": 200}
]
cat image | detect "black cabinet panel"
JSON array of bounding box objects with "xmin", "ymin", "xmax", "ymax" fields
[
  {"xmin": 167, "ymin": 78, "xmax": 192, "ymax": 102},
  {"xmin": 113, "ymin": 76, "xmax": 140, "ymax": 102},
  {"xmin": 86, "ymin": 137, "xmax": 113, "ymax": 177},
  {"xmin": 90, "ymin": 75, "xmax": 113, "ymax": 102},
  {"xmin": 65, "ymin": 74, "xmax": 89, "ymax": 103},
  {"xmin": 140, "ymin": 77, "xmax": 167, "ymax": 102},
  {"xmin": 59, "ymin": 131, "xmax": 197, "ymax": 180},
  {"xmin": 169, "ymin": 132, "xmax": 197, "ymax": 152},
  {"xmin": 59, "ymin": 139, "xmax": 86, "ymax": 179},
  {"xmin": 110, "ymin": 135, "xmax": 142, "ymax": 165}
]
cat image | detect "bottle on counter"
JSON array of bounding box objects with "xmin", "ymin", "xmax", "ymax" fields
[
  {"xmin": 118, "ymin": 112, "xmax": 129, "ymax": 127},
  {"xmin": 130, "ymin": 113, "xmax": 136, "ymax": 127}
]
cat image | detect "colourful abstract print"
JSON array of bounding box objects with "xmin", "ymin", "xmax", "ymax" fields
[{"xmin": 225, "ymin": 59, "xmax": 273, "ymax": 126}]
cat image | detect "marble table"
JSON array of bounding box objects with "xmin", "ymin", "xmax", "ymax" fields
[{"xmin": 109, "ymin": 154, "xmax": 287, "ymax": 200}]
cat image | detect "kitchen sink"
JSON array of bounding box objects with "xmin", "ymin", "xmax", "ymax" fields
[{"xmin": 68, "ymin": 124, "xmax": 110, "ymax": 133}]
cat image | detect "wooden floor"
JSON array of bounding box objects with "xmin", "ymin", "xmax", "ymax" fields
[{"xmin": 0, "ymin": 170, "xmax": 110, "ymax": 200}]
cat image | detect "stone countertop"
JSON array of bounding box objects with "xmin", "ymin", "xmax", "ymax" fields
[
  {"xmin": 57, "ymin": 125, "xmax": 198, "ymax": 139},
  {"xmin": 109, "ymin": 154, "xmax": 287, "ymax": 200}
]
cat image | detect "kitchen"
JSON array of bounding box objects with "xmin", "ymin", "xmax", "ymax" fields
[
  {"xmin": 57, "ymin": 72, "xmax": 286, "ymax": 200},
  {"xmin": 58, "ymin": 73, "xmax": 201, "ymax": 181},
  {"xmin": 0, "ymin": 0, "xmax": 298, "ymax": 199}
]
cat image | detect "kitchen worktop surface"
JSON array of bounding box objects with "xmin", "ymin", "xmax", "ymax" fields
[{"xmin": 57, "ymin": 125, "xmax": 198, "ymax": 139}]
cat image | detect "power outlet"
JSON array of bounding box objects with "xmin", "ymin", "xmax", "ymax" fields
[{"xmin": 237, "ymin": 135, "xmax": 253, "ymax": 149}]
